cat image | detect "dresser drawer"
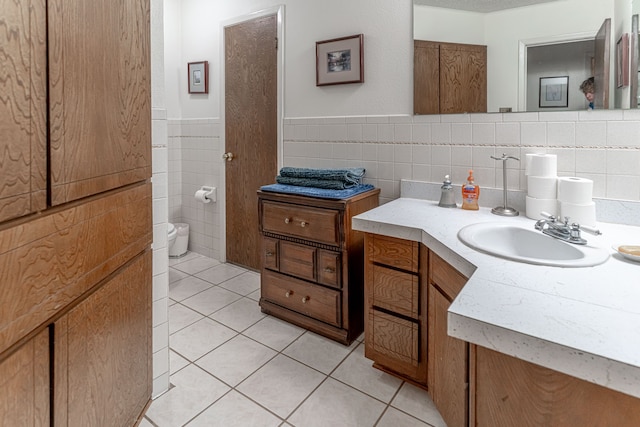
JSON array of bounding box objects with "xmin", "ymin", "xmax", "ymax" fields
[
  {"xmin": 262, "ymin": 201, "xmax": 340, "ymax": 246},
  {"xmin": 429, "ymin": 252, "xmax": 467, "ymax": 301},
  {"xmin": 317, "ymin": 249, "xmax": 341, "ymax": 288},
  {"xmin": 280, "ymin": 241, "xmax": 316, "ymax": 282},
  {"xmin": 367, "ymin": 234, "xmax": 419, "ymax": 273},
  {"xmin": 371, "ymin": 265, "xmax": 419, "ymax": 319},
  {"xmin": 368, "ymin": 309, "xmax": 419, "ymax": 367},
  {"xmin": 262, "ymin": 270, "xmax": 341, "ymax": 327}
]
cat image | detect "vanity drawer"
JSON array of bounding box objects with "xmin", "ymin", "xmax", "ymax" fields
[
  {"xmin": 429, "ymin": 252, "xmax": 467, "ymax": 300},
  {"xmin": 261, "ymin": 269, "xmax": 341, "ymax": 327},
  {"xmin": 370, "ymin": 264, "xmax": 419, "ymax": 319},
  {"xmin": 280, "ymin": 241, "xmax": 316, "ymax": 282},
  {"xmin": 368, "ymin": 309, "xmax": 419, "ymax": 368},
  {"xmin": 367, "ymin": 234, "xmax": 419, "ymax": 273},
  {"xmin": 262, "ymin": 237, "xmax": 279, "ymax": 271},
  {"xmin": 262, "ymin": 201, "xmax": 340, "ymax": 246},
  {"xmin": 317, "ymin": 249, "xmax": 341, "ymax": 288}
]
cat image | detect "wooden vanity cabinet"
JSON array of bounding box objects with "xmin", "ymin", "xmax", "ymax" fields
[{"xmin": 258, "ymin": 189, "xmax": 379, "ymax": 345}]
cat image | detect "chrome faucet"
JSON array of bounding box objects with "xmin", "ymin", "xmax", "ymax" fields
[{"xmin": 534, "ymin": 212, "xmax": 601, "ymax": 245}]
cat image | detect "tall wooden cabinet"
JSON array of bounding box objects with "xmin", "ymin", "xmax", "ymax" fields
[
  {"xmin": 0, "ymin": 0, "xmax": 152, "ymax": 425},
  {"xmin": 414, "ymin": 40, "xmax": 487, "ymax": 115}
]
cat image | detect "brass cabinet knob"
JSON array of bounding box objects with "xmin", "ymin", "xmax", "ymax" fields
[
  {"xmin": 284, "ymin": 217, "xmax": 291, "ymax": 224},
  {"xmin": 266, "ymin": 251, "xmax": 274, "ymax": 257},
  {"xmin": 222, "ymin": 152, "xmax": 234, "ymax": 161},
  {"xmin": 301, "ymin": 296, "xmax": 310, "ymax": 303},
  {"xmin": 324, "ymin": 267, "xmax": 335, "ymax": 273},
  {"xmin": 285, "ymin": 290, "xmax": 292, "ymax": 298},
  {"xmin": 300, "ymin": 221, "xmax": 307, "ymax": 227}
]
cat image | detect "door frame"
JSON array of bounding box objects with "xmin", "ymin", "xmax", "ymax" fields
[
  {"xmin": 219, "ymin": 5, "xmax": 285, "ymax": 263},
  {"xmin": 517, "ymin": 31, "xmax": 596, "ymax": 112}
]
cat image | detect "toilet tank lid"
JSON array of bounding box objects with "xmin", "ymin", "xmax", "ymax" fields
[{"xmin": 168, "ymin": 223, "xmax": 175, "ymax": 233}]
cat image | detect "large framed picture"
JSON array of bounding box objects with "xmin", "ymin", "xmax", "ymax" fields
[
  {"xmin": 616, "ymin": 33, "xmax": 629, "ymax": 88},
  {"xmin": 316, "ymin": 34, "xmax": 364, "ymax": 86},
  {"xmin": 539, "ymin": 76, "xmax": 568, "ymax": 108},
  {"xmin": 188, "ymin": 61, "xmax": 208, "ymax": 94}
]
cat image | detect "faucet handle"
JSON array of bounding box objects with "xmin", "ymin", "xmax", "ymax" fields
[
  {"xmin": 539, "ymin": 211, "xmax": 556, "ymax": 220},
  {"xmin": 575, "ymin": 223, "xmax": 602, "ymax": 236}
]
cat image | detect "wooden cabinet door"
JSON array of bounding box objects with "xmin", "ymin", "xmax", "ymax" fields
[
  {"xmin": 0, "ymin": 0, "xmax": 47, "ymax": 222},
  {"xmin": 48, "ymin": 0, "xmax": 151, "ymax": 206},
  {"xmin": 439, "ymin": 43, "xmax": 487, "ymax": 114},
  {"xmin": 414, "ymin": 40, "xmax": 440, "ymax": 114},
  {"xmin": 0, "ymin": 329, "xmax": 50, "ymax": 427},
  {"xmin": 54, "ymin": 251, "xmax": 152, "ymax": 427}
]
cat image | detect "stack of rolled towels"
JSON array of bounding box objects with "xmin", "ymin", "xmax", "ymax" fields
[
  {"xmin": 525, "ymin": 154, "xmax": 559, "ymax": 219},
  {"xmin": 275, "ymin": 167, "xmax": 365, "ymax": 190},
  {"xmin": 525, "ymin": 154, "xmax": 596, "ymax": 226}
]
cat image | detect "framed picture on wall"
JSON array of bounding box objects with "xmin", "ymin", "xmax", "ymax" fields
[
  {"xmin": 539, "ymin": 76, "xmax": 568, "ymax": 108},
  {"xmin": 316, "ymin": 34, "xmax": 364, "ymax": 86},
  {"xmin": 188, "ymin": 61, "xmax": 209, "ymax": 94},
  {"xmin": 616, "ymin": 33, "xmax": 629, "ymax": 88}
]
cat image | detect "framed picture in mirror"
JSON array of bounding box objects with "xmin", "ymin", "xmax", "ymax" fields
[
  {"xmin": 539, "ymin": 76, "xmax": 568, "ymax": 108},
  {"xmin": 188, "ymin": 61, "xmax": 208, "ymax": 94},
  {"xmin": 316, "ymin": 34, "xmax": 364, "ymax": 86}
]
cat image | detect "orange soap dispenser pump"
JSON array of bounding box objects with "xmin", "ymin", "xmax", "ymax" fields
[{"xmin": 461, "ymin": 169, "xmax": 480, "ymax": 210}]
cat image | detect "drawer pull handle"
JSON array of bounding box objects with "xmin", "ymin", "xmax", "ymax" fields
[
  {"xmin": 285, "ymin": 290, "xmax": 293, "ymax": 298},
  {"xmin": 324, "ymin": 267, "xmax": 335, "ymax": 273},
  {"xmin": 266, "ymin": 251, "xmax": 274, "ymax": 257},
  {"xmin": 300, "ymin": 221, "xmax": 307, "ymax": 227},
  {"xmin": 284, "ymin": 217, "xmax": 291, "ymax": 224},
  {"xmin": 301, "ymin": 296, "xmax": 310, "ymax": 304}
]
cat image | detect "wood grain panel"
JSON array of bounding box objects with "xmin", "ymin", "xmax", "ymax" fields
[
  {"xmin": 371, "ymin": 265, "xmax": 419, "ymax": 319},
  {"xmin": 439, "ymin": 43, "xmax": 487, "ymax": 114},
  {"xmin": 279, "ymin": 241, "xmax": 316, "ymax": 282},
  {"xmin": 262, "ymin": 201, "xmax": 340, "ymax": 246},
  {"xmin": 414, "ymin": 40, "xmax": 440, "ymax": 115},
  {"xmin": 473, "ymin": 346, "xmax": 640, "ymax": 427},
  {"xmin": 0, "ymin": 0, "xmax": 47, "ymax": 222},
  {"xmin": 0, "ymin": 329, "xmax": 49, "ymax": 426},
  {"xmin": 48, "ymin": 0, "xmax": 151, "ymax": 205},
  {"xmin": 429, "ymin": 251, "xmax": 467, "ymax": 300},
  {"xmin": 367, "ymin": 233, "xmax": 419, "ymax": 272},
  {"xmin": 0, "ymin": 182, "xmax": 151, "ymax": 356},
  {"xmin": 317, "ymin": 249, "xmax": 340, "ymax": 288},
  {"xmin": 54, "ymin": 251, "xmax": 151, "ymax": 427},
  {"xmin": 369, "ymin": 309, "xmax": 419, "ymax": 367},
  {"xmin": 262, "ymin": 237, "xmax": 279, "ymax": 271}
]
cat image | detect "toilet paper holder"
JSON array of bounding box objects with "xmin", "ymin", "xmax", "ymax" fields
[{"xmin": 195, "ymin": 186, "xmax": 216, "ymax": 203}]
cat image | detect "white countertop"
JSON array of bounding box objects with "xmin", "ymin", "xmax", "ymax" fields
[{"xmin": 352, "ymin": 197, "xmax": 640, "ymax": 399}]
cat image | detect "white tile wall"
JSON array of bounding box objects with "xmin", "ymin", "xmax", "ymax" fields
[
  {"xmin": 152, "ymin": 108, "xmax": 170, "ymax": 397},
  {"xmin": 283, "ymin": 112, "xmax": 640, "ymax": 204}
]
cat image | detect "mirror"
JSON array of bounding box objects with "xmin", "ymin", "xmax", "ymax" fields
[{"xmin": 413, "ymin": 0, "xmax": 636, "ymax": 114}]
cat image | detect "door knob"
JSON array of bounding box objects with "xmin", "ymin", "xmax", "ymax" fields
[{"xmin": 222, "ymin": 152, "xmax": 234, "ymax": 161}]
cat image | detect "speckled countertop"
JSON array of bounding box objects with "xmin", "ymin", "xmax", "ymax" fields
[{"xmin": 352, "ymin": 190, "xmax": 640, "ymax": 399}]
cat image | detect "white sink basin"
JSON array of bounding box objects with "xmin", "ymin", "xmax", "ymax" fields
[{"xmin": 458, "ymin": 222, "xmax": 610, "ymax": 267}]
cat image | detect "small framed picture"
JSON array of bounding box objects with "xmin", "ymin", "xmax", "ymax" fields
[
  {"xmin": 616, "ymin": 33, "xmax": 629, "ymax": 88},
  {"xmin": 188, "ymin": 61, "xmax": 208, "ymax": 94},
  {"xmin": 539, "ymin": 76, "xmax": 568, "ymax": 108},
  {"xmin": 316, "ymin": 34, "xmax": 364, "ymax": 86}
]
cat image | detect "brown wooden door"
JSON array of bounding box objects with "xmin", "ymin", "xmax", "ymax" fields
[
  {"xmin": 414, "ymin": 40, "xmax": 440, "ymax": 114},
  {"xmin": 48, "ymin": 0, "xmax": 151, "ymax": 206},
  {"xmin": 594, "ymin": 18, "xmax": 611, "ymax": 109},
  {"xmin": 0, "ymin": 0, "xmax": 47, "ymax": 222},
  {"xmin": 225, "ymin": 15, "xmax": 278, "ymax": 270},
  {"xmin": 440, "ymin": 43, "xmax": 487, "ymax": 114}
]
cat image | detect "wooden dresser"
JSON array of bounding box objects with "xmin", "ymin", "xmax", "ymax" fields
[{"xmin": 257, "ymin": 188, "xmax": 379, "ymax": 345}]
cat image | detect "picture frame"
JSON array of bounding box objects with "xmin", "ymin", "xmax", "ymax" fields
[
  {"xmin": 316, "ymin": 34, "xmax": 364, "ymax": 86},
  {"xmin": 616, "ymin": 33, "xmax": 629, "ymax": 88},
  {"xmin": 538, "ymin": 76, "xmax": 568, "ymax": 108},
  {"xmin": 188, "ymin": 61, "xmax": 208, "ymax": 94}
]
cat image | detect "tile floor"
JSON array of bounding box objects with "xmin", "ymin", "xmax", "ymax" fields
[{"xmin": 142, "ymin": 252, "xmax": 447, "ymax": 427}]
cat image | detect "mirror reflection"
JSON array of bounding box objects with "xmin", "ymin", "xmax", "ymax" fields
[{"xmin": 413, "ymin": 0, "xmax": 637, "ymax": 114}]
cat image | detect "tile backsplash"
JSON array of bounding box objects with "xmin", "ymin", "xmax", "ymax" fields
[{"xmin": 167, "ymin": 111, "xmax": 640, "ymax": 257}]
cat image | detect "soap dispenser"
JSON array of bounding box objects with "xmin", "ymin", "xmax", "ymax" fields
[
  {"xmin": 438, "ymin": 175, "xmax": 457, "ymax": 208},
  {"xmin": 461, "ymin": 169, "xmax": 480, "ymax": 210}
]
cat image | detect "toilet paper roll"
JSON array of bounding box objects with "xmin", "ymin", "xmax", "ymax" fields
[
  {"xmin": 525, "ymin": 196, "xmax": 558, "ymax": 220},
  {"xmin": 560, "ymin": 201, "xmax": 596, "ymax": 227},
  {"xmin": 527, "ymin": 175, "xmax": 557, "ymax": 199},
  {"xmin": 526, "ymin": 154, "xmax": 557, "ymax": 177},
  {"xmin": 557, "ymin": 177, "xmax": 593, "ymax": 204},
  {"xmin": 194, "ymin": 189, "xmax": 211, "ymax": 204}
]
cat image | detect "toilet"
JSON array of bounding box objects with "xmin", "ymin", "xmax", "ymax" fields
[{"xmin": 168, "ymin": 222, "xmax": 189, "ymax": 258}]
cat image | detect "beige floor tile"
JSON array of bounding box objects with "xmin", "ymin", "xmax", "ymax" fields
[
  {"xmin": 187, "ymin": 390, "xmax": 281, "ymax": 427},
  {"xmin": 237, "ymin": 354, "xmax": 325, "ymax": 418},
  {"xmin": 169, "ymin": 350, "xmax": 190, "ymax": 374},
  {"xmin": 210, "ymin": 297, "xmax": 265, "ymax": 332},
  {"xmin": 168, "ymin": 303, "xmax": 203, "ymax": 334},
  {"xmin": 195, "ymin": 263, "xmax": 247, "ymax": 285},
  {"xmin": 196, "ymin": 335, "xmax": 276, "ymax": 387},
  {"xmin": 288, "ymin": 378, "xmax": 386, "ymax": 427},
  {"xmin": 170, "ymin": 318, "xmax": 236, "ymax": 361},
  {"xmin": 377, "ymin": 407, "xmax": 431, "ymax": 427},
  {"xmin": 283, "ymin": 331, "xmax": 357, "ymax": 374},
  {"xmin": 243, "ymin": 316, "xmax": 305, "ymax": 352},
  {"xmin": 218, "ymin": 270, "xmax": 261, "ymax": 295},
  {"xmin": 169, "ymin": 275, "xmax": 214, "ymax": 301},
  {"xmin": 181, "ymin": 285, "xmax": 242, "ymax": 316},
  {"xmin": 172, "ymin": 255, "xmax": 221, "ymax": 275},
  {"xmin": 391, "ymin": 383, "xmax": 447, "ymax": 427}
]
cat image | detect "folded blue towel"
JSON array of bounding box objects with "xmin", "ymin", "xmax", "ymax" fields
[
  {"xmin": 276, "ymin": 176, "xmax": 356, "ymax": 189},
  {"xmin": 279, "ymin": 167, "xmax": 365, "ymax": 185},
  {"xmin": 260, "ymin": 183, "xmax": 375, "ymax": 200}
]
